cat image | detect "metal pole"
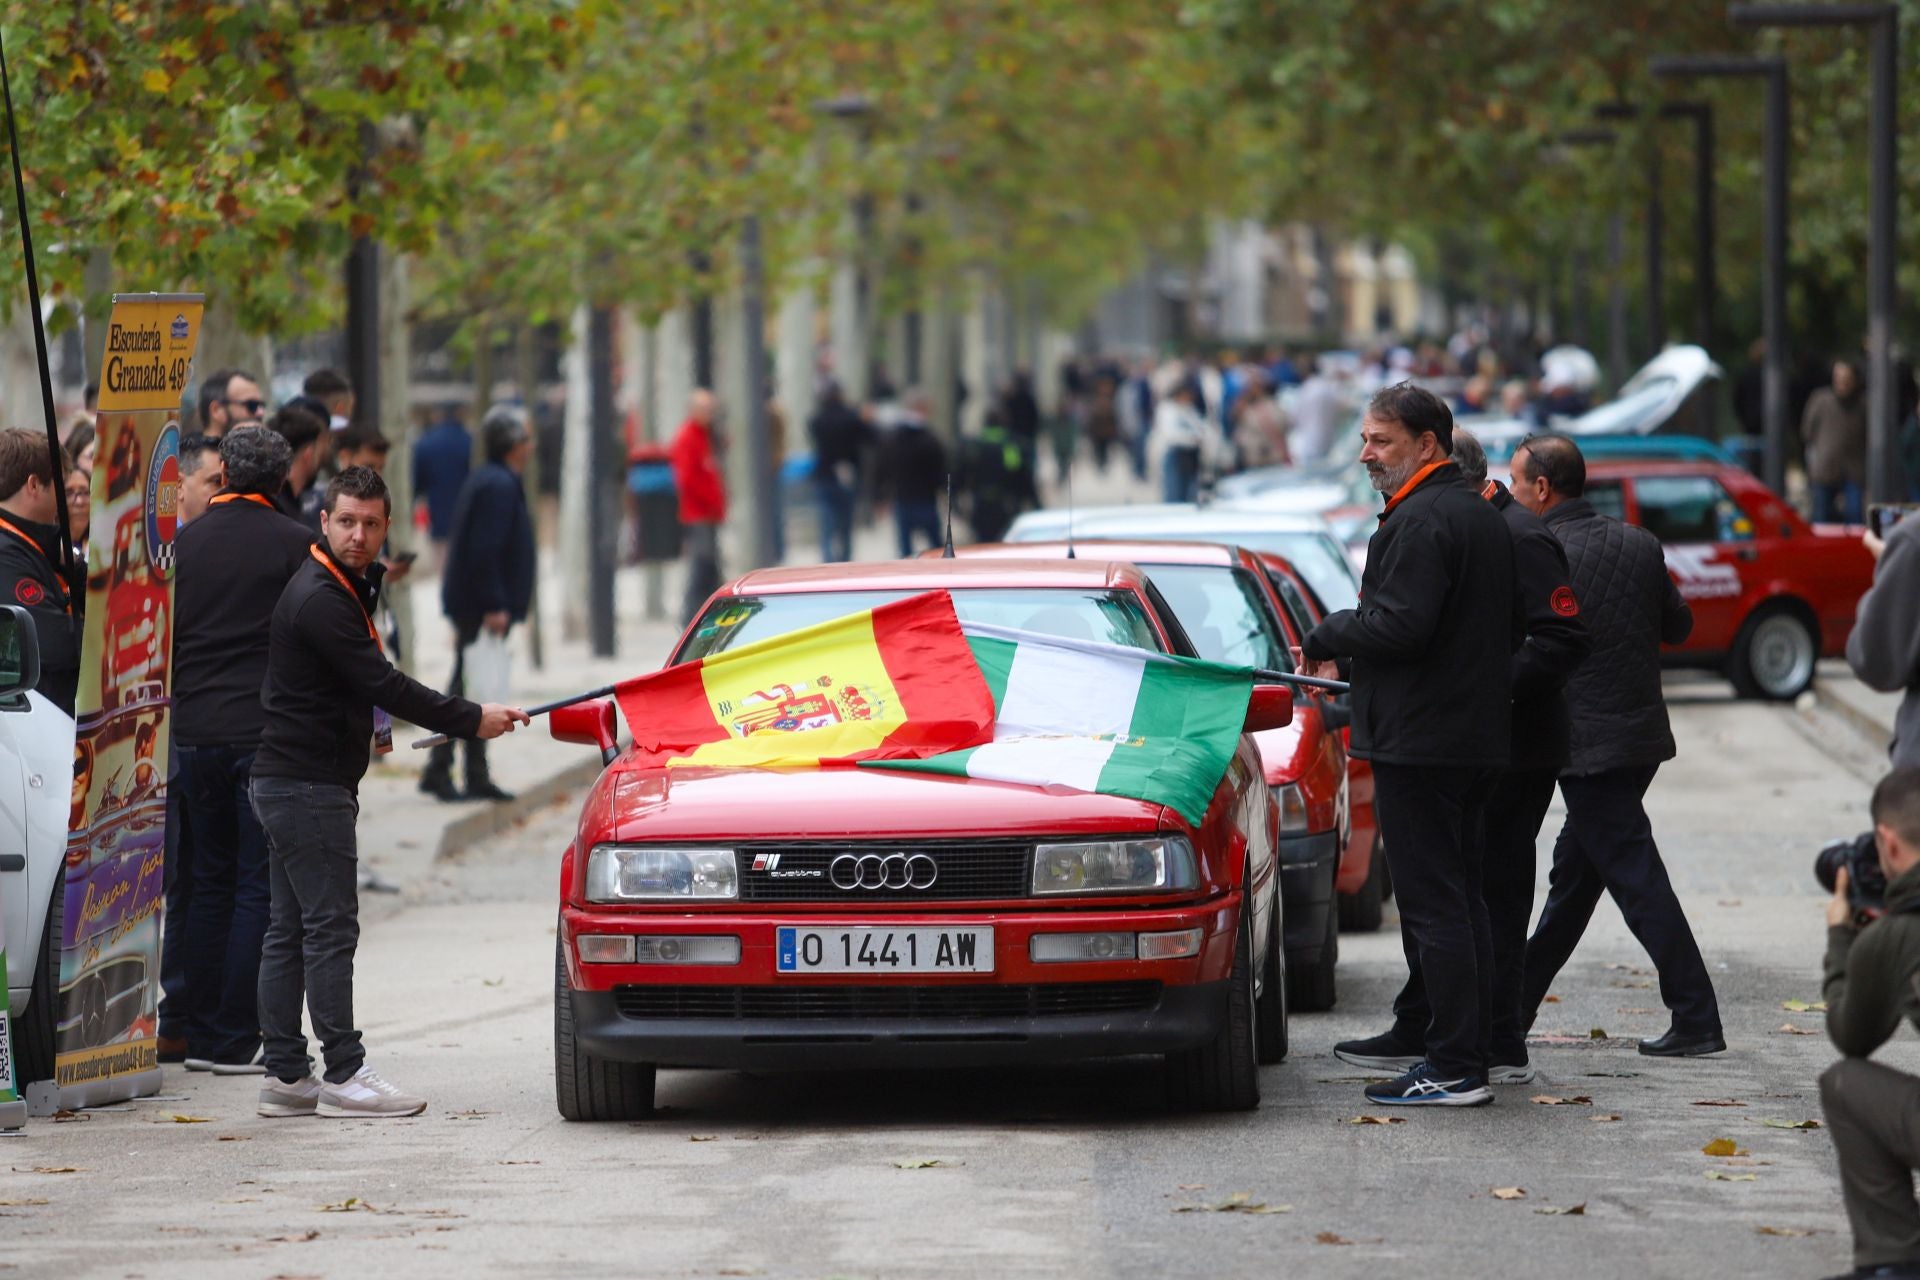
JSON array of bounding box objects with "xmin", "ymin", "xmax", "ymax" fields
[
  {"xmin": 1868, "ymin": 12, "xmax": 1899, "ymax": 502},
  {"xmin": 1763, "ymin": 66, "xmax": 1790, "ymax": 493},
  {"xmin": 740, "ymin": 214, "xmax": 776, "ymax": 569},
  {"xmin": 587, "ymin": 303, "xmax": 619, "ymax": 658}
]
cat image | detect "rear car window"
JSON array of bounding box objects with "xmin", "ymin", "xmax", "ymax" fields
[
  {"xmin": 1632, "ymin": 474, "xmax": 1750, "ymax": 543},
  {"xmin": 1143, "ymin": 565, "xmax": 1292, "ymax": 672},
  {"xmin": 678, "ymin": 589, "xmax": 1165, "ymax": 661},
  {"xmin": 1118, "ymin": 526, "xmax": 1361, "ymax": 614}
]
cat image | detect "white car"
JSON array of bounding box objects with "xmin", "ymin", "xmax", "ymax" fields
[{"xmin": 0, "ymin": 605, "xmax": 81, "ymax": 1085}]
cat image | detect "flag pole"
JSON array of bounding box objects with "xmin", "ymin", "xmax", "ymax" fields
[
  {"xmin": 1252, "ymin": 667, "xmax": 1350, "ymax": 693},
  {"xmin": 0, "ymin": 30, "xmax": 74, "ymax": 575},
  {"xmin": 409, "ymin": 683, "xmax": 618, "ymax": 750}
]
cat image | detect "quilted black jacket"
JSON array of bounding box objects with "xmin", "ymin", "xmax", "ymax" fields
[{"xmin": 1543, "ymin": 499, "xmax": 1693, "ymax": 776}]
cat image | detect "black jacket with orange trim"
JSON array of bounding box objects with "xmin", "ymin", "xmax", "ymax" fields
[{"xmin": 0, "ymin": 512, "xmax": 81, "ymax": 716}]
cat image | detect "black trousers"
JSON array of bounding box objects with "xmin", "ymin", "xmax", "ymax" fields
[
  {"xmin": 1823, "ymin": 1057, "xmax": 1920, "ymax": 1270},
  {"xmin": 1370, "ymin": 761, "xmax": 1496, "ymax": 1079},
  {"xmin": 1521, "ymin": 764, "xmax": 1721, "ymax": 1034},
  {"xmin": 424, "ymin": 619, "xmax": 491, "ymax": 788},
  {"xmin": 1391, "ymin": 767, "xmax": 1559, "ymax": 1066}
]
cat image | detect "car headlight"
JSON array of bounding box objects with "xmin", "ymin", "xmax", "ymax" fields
[
  {"xmin": 1274, "ymin": 783, "xmax": 1309, "ymax": 835},
  {"xmin": 585, "ymin": 845, "xmax": 738, "ymax": 902},
  {"xmin": 1031, "ymin": 837, "xmax": 1197, "ymax": 896}
]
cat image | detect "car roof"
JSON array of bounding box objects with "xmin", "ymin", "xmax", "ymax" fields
[
  {"xmin": 952, "ymin": 540, "xmax": 1245, "ymax": 568},
  {"xmin": 724, "ymin": 557, "xmax": 1154, "ymax": 595},
  {"xmin": 1076, "ymin": 506, "xmax": 1337, "ymax": 533}
]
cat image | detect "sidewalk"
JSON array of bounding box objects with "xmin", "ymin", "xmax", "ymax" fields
[{"xmin": 1813, "ymin": 658, "xmax": 1904, "ymax": 755}]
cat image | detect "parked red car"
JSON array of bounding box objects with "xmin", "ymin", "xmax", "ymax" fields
[
  {"xmin": 949, "ymin": 541, "xmax": 1353, "ymax": 1010},
  {"xmin": 1577, "ymin": 460, "xmax": 1874, "ymax": 699},
  {"xmin": 552, "ymin": 559, "xmax": 1295, "ymax": 1119}
]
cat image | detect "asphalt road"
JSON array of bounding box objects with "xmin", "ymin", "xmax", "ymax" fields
[{"xmin": 1, "ymin": 674, "xmax": 1900, "ymax": 1279}]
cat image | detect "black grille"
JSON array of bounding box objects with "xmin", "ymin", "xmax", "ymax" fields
[
  {"xmin": 613, "ymin": 982, "xmax": 1162, "ymax": 1021},
  {"xmin": 735, "ymin": 841, "xmax": 1032, "ymax": 902}
]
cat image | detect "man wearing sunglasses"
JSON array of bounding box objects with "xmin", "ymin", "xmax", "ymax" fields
[{"xmin": 196, "ymin": 368, "xmax": 267, "ymax": 440}]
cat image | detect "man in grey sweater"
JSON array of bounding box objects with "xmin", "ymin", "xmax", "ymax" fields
[{"xmin": 1848, "ymin": 513, "xmax": 1920, "ymax": 770}]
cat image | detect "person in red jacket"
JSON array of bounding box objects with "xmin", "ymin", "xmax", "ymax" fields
[{"xmin": 670, "ymin": 388, "xmax": 727, "ymax": 623}]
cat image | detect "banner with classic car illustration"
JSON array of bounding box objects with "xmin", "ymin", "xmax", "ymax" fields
[{"xmin": 48, "ymin": 293, "xmax": 201, "ymax": 1109}]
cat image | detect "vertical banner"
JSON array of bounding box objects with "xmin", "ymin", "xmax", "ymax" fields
[{"xmin": 49, "ymin": 293, "xmax": 201, "ymax": 1110}]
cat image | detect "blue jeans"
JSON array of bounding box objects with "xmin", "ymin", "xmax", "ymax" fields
[
  {"xmin": 1162, "ymin": 446, "xmax": 1200, "ymax": 504},
  {"xmin": 1815, "ymin": 480, "xmax": 1863, "ymax": 524},
  {"xmin": 816, "ymin": 480, "xmax": 856, "ymax": 562},
  {"xmin": 251, "ymin": 777, "xmax": 364, "ymax": 1085},
  {"xmin": 178, "ymin": 744, "xmax": 270, "ymax": 1063},
  {"xmin": 896, "ymin": 500, "xmax": 941, "ymax": 558}
]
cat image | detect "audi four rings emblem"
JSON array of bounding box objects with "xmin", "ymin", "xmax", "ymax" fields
[{"xmin": 830, "ymin": 852, "xmax": 938, "ymax": 890}]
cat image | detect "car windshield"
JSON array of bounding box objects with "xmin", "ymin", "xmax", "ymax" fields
[
  {"xmin": 677, "ymin": 588, "xmax": 1164, "ymax": 661},
  {"xmin": 1140, "ymin": 565, "xmax": 1291, "ymax": 672},
  {"xmin": 1116, "ymin": 528, "xmax": 1360, "ymax": 613}
]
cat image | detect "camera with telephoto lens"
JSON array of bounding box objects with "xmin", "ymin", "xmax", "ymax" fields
[{"xmin": 1816, "ymin": 833, "xmax": 1889, "ymax": 924}]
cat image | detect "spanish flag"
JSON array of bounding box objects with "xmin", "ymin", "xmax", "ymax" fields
[{"xmin": 616, "ymin": 591, "xmax": 996, "ymax": 770}]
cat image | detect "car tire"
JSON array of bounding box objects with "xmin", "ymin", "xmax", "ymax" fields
[
  {"xmin": 1288, "ymin": 889, "xmax": 1339, "ymax": 1012},
  {"xmin": 1255, "ymin": 890, "xmax": 1289, "ymax": 1064},
  {"xmin": 1167, "ymin": 904, "xmax": 1261, "ymax": 1112},
  {"xmin": 1337, "ymin": 834, "xmax": 1386, "ymax": 933},
  {"xmin": 553, "ymin": 939, "xmax": 654, "ymax": 1122},
  {"xmin": 13, "ymin": 884, "xmax": 61, "ymax": 1085},
  {"xmin": 1728, "ymin": 600, "xmax": 1819, "ymax": 701}
]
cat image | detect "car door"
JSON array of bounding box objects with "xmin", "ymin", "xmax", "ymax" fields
[{"xmin": 1626, "ymin": 471, "xmax": 1758, "ymax": 653}]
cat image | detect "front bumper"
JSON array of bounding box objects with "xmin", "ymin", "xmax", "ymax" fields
[
  {"xmin": 1278, "ymin": 830, "xmax": 1339, "ymax": 963},
  {"xmin": 561, "ymin": 897, "xmax": 1240, "ymax": 1069}
]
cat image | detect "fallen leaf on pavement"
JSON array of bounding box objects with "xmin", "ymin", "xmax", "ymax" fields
[
  {"xmin": 1530, "ymin": 1095, "xmax": 1594, "ymax": 1106},
  {"xmin": 267, "ymin": 1230, "xmax": 320, "ymax": 1243},
  {"xmin": 1177, "ymin": 1183, "xmax": 1207, "ymax": 1190},
  {"xmin": 165, "ymin": 1115, "xmax": 212, "ymax": 1124},
  {"xmin": 0, "ymin": 1199, "xmax": 49, "ymax": 1206},
  {"xmin": 1535, "ymin": 1203, "xmax": 1587, "ymax": 1216},
  {"xmin": 49, "ymin": 1110, "xmax": 85, "ymax": 1123},
  {"xmin": 497, "ymin": 1160, "xmax": 540, "ymax": 1166},
  {"xmin": 1782, "ymin": 999, "xmax": 1827, "ymax": 1013},
  {"xmin": 1588, "ymin": 1028, "xmax": 1609, "ymax": 1040},
  {"xmin": 1315, "ymin": 1232, "xmax": 1354, "ymax": 1246},
  {"xmin": 1776, "ymin": 1023, "xmax": 1818, "ymax": 1036},
  {"xmin": 1705, "ymin": 1171, "xmax": 1758, "ymax": 1182},
  {"xmin": 1173, "ymin": 1191, "xmax": 1292, "ymax": 1215},
  {"xmin": 891, "ymin": 1159, "xmax": 952, "ymax": 1169},
  {"xmin": 217, "ymin": 1136, "xmax": 251, "ymax": 1143},
  {"xmin": 1607, "ymin": 964, "xmax": 1653, "ymax": 975},
  {"xmin": 1761, "ymin": 1118, "xmax": 1822, "ymax": 1130},
  {"xmin": 481, "ymin": 978, "xmax": 504, "ymax": 987},
  {"xmin": 1543, "ymin": 995, "xmax": 1562, "ymax": 1003},
  {"xmin": 1756, "ymin": 1226, "xmax": 1818, "ymax": 1238},
  {"xmin": 17, "ymin": 1167, "xmax": 84, "ymax": 1175},
  {"xmin": 1592, "ymin": 1114, "xmax": 1623, "ymax": 1123},
  {"xmin": 1614, "ymin": 981, "xmax": 1654, "ymax": 990},
  {"xmin": 1492, "ymin": 1187, "xmax": 1527, "ymax": 1201},
  {"xmin": 1701, "ymin": 1139, "xmax": 1749, "ymax": 1157},
  {"xmin": 1693, "ymin": 1099, "xmax": 1748, "ymax": 1108},
  {"xmin": 1346, "ymin": 1115, "xmax": 1405, "ymax": 1125},
  {"xmin": 689, "ymin": 1135, "xmax": 717, "ymax": 1142},
  {"xmin": 317, "ymin": 1198, "xmax": 379, "ymax": 1213}
]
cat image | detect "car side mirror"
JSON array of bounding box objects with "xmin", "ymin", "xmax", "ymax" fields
[
  {"xmin": 1319, "ymin": 691, "xmax": 1352, "ymax": 732},
  {"xmin": 1243, "ymin": 684, "xmax": 1294, "ymax": 734},
  {"xmin": 551, "ymin": 698, "xmax": 619, "ymax": 766},
  {"xmin": 0, "ymin": 604, "xmax": 41, "ymax": 702}
]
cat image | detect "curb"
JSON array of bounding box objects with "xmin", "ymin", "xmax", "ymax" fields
[
  {"xmin": 432, "ymin": 754, "xmax": 606, "ymax": 862},
  {"xmin": 1812, "ymin": 679, "xmax": 1895, "ymax": 750}
]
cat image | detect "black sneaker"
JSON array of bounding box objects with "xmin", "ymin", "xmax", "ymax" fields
[
  {"xmin": 1333, "ymin": 1029, "xmax": 1423, "ymax": 1074},
  {"xmin": 1364, "ymin": 1062, "xmax": 1493, "ymax": 1107}
]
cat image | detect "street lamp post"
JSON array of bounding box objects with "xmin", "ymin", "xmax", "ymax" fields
[
  {"xmin": 1732, "ymin": 3, "xmax": 1900, "ymax": 502},
  {"xmin": 1650, "ymin": 54, "xmax": 1790, "ymax": 492},
  {"xmin": 1556, "ymin": 127, "xmax": 1630, "ymax": 388}
]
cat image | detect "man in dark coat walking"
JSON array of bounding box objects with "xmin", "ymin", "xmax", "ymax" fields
[
  {"xmin": 1337, "ymin": 430, "xmax": 1590, "ymax": 1086},
  {"xmin": 420, "ymin": 407, "xmax": 536, "ymax": 803},
  {"xmin": 1510, "ymin": 434, "xmax": 1724, "ymax": 1057},
  {"xmin": 1300, "ymin": 384, "xmax": 1521, "ymax": 1107},
  {"xmin": 807, "ymin": 381, "xmax": 870, "ymax": 563}
]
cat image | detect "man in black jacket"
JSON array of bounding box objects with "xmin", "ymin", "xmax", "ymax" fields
[
  {"xmin": 1335, "ymin": 428, "xmax": 1590, "ymax": 1086},
  {"xmin": 878, "ymin": 389, "xmax": 949, "ymax": 557},
  {"xmin": 1510, "ymin": 434, "xmax": 1724, "ymax": 1057},
  {"xmin": 1300, "ymin": 384, "xmax": 1520, "ymax": 1107},
  {"xmin": 171, "ymin": 427, "xmax": 315, "ymax": 1073},
  {"xmin": 808, "ymin": 381, "xmax": 871, "ymax": 563},
  {"xmin": 419, "ymin": 407, "xmax": 536, "ymax": 803},
  {"xmin": 0, "ymin": 428, "xmax": 82, "ymax": 715},
  {"xmin": 251, "ymin": 467, "xmax": 526, "ymax": 1120}
]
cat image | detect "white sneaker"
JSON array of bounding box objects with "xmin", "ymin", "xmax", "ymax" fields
[
  {"xmin": 317, "ymin": 1065, "xmax": 427, "ymax": 1118},
  {"xmin": 258, "ymin": 1075, "xmax": 323, "ymax": 1118}
]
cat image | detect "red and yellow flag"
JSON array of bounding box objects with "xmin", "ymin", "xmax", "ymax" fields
[{"xmin": 617, "ymin": 591, "xmax": 995, "ymax": 769}]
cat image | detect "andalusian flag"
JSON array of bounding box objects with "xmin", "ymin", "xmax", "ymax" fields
[
  {"xmin": 868, "ymin": 624, "xmax": 1254, "ymax": 825},
  {"xmin": 617, "ymin": 591, "xmax": 995, "ymax": 769}
]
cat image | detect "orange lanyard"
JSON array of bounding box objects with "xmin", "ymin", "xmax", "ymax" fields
[
  {"xmin": 309, "ymin": 545, "xmax": 380, "ymax": 649},
  {"xmin": 1481, "ymin": 480, "xmax": 1499, "ymax": 500},
  {"xmin": 0, "ymin": 515, "xmax": 71, "ymax": 615},
  {"xmin": 1382, "ymin": 460, "xmax": 1453, "ymax": 517},
  {"xmin": 211, "ymin": 492, "xmax": 274, "ymax": 510}
]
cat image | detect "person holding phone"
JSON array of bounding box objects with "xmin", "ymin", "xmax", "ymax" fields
[{"xmin": 1850, "ymin": 502, "xmax": 1920, "ymax": 770}]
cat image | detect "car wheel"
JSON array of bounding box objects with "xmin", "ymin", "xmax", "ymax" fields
[
  {"xmin": 1337, "ymin": 834, "xmax": 1386, "ymax": 933},
  {"xmin": 553, "ymin": 938, "xmax": 655, "ymax": 1122},
  {"xmin": 1728, "ymin": 601, "xmax": 1818, "ymax": 701},
  {"xmin": 1167, "ymin": 903, "xmax": 1260, "ymax": 1112},
  {"xmin": 1255, "ymin": 890, "xmax": 1289, "ymax": 1064},
  {"xmin": 13, "ymin": 884, "xmax": 61, "ymax": 1084},
  {"xmin": 1288, "ymin": 888, "xmax": 1339, "ymax": 1012}
]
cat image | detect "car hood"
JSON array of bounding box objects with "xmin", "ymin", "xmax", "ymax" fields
[{"xmin": 585, "ymin": 761, "xmax": 1173, "ymax": 844}]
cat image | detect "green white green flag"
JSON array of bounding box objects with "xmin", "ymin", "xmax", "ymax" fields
[{"xmin": 866, "ymin": 623, "xmax": 1253, "ymax": 824}]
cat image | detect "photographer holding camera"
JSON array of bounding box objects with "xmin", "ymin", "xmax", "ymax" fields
[{"xmin": 1820, "ymin": 768, "xmax": 1920, "ymax": 1280}]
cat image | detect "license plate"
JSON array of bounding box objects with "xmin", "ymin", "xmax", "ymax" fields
[{"xmin": 776, "ymin": 926, "xmax": 994, "ymax": 975}]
